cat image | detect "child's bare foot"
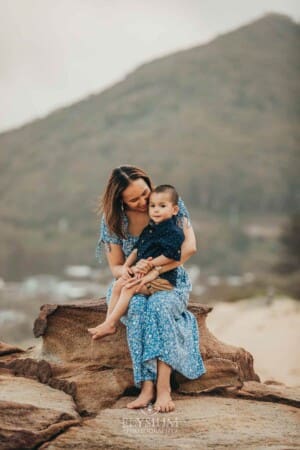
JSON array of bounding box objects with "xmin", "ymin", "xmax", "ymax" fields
[
  {"xmin": 87, "ymin": 321, "xmax": 117, "ymax": 340},
  {"xmin": 127, "ymin": 381, "xmax": 155, "ymax": 409},
  {"xmin": 154, "ymin": 388, "xmax": 175, "ymax": 413}
]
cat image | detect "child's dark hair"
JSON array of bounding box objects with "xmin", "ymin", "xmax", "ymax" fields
[{"xmin": 152, "ymin": 184, "xmax": 179, "ymax": 205}]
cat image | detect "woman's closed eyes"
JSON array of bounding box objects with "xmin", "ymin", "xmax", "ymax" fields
[{"xmin": 128, "ymin": 189, "xmax": 150, "ymax": 204}]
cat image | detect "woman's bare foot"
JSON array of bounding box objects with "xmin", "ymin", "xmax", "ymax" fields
[
  {"xmin": 154, "ymin": 388, "xmax": 175, "ymax": 413},
  {"xmin": 87, "ymin": 321, "xmax": 117, "ymax": 340},
  {"xmin": 127, "ymin": 381, "xmax": 155, "ymax": 409}
]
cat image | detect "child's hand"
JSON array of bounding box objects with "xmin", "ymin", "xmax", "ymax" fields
[
  {"xmin": 134, "ymin": 257, "xmax": 153, "ymax": 275},
  {"xmin": 125, "ymin": 268, "xmax": 159, "ymax": 292},
  {"xmin": 131, "ymin": 265, "xmax": 144, "ymax": 279}
]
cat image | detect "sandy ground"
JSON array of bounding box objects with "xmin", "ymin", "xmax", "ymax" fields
[{"xmin": 206, "ymin": 296, "xmax": 300, "ymax": 387}]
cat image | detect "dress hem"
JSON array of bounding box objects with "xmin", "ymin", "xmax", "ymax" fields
[{"xmin": 141, "ymin": 353, "xmax": 206, "ymax": 381}]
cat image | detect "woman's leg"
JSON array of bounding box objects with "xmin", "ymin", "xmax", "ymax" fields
[
  {"xmin": 154, "ymin": 360, "xmax": 175, "ymax": 412},
  {"xmin": 124, "ymin": 293, "xmax": 157, "ymax": 408},
  {"xmin": 127, "ymin": 359, "xmax": 175, "ymax": 411},
  {"xmin": 126, "ymin": 292, "xmax": 177, "ymax": 410},
  {"xmin": 126, "ymin": 380, "xmax": 155, "ymax": 409},
  {"xmin": 139, "ymin": 290, "xmax": 205, "ymax": 412},
  {"xmin": 142, "ymin": 290, "xmax": 205, "ymax": 381}
]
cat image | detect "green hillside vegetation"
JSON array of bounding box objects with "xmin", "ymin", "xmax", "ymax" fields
[{"xmin": 0, "ymin": 13, "xmax": 299, "ymax": 280}]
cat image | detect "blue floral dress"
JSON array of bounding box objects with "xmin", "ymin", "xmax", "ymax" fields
[{"xmin": 96, "ymin": 199, "xmax": 206, "ymax": 387}]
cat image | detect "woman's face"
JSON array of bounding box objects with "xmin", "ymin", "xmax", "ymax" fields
[{"xmin": 122, "ymin": 178, "xmax": 151, "ymax": 213}]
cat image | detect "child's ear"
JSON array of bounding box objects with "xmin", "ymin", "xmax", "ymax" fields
[{"xmin": 173, "ymin": 205, "xmax": 179, "ymax": 215}]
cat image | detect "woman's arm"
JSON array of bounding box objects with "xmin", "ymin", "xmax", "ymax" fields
[
  {"xmin": 124, "ymin": 249, "xmax": 138, "ymax": 268},
  {"xmin": 104, "ymin": 243, "xmax": 127, "ymax": 279},
  {"xmin": 155, "ymin": 218, "xmax": 196, "ymax": 274}
]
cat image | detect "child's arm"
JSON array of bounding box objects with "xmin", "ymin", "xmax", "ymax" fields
[
  {"xmin": 147, "ymin": 255, "xmax": 175, "ymax": 269},
  {"xmin": 131, "ymin": 254, "xmax": 175, "ymax": 278}
]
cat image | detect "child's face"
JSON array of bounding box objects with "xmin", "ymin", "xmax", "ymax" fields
[{"xmin": 149, "ymin": 192, "xmax": 179, "ymax": 224}]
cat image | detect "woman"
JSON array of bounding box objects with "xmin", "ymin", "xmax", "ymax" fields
[{"xmin": 89, "ymin": 166, "xmax": 206, "ymax": 413}]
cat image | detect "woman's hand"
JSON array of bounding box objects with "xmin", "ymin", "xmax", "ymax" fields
[
  {"xmin": 125, "ymin": 268, "xmax": 159, "ymax": 292},
  {"xmin": 130, "ymin": 265, "xmax": 144, "ymax": 279},
  {"xmin": 120, "ymin": 264, "xmax": 134, "ymax": 279},
  {"xmin": 134, "ymin": 257, "xmax": 153, "ymax": 274},
  {"xmin": 118, "ymin": 274, "xmax": 133, "ymax": 286}
]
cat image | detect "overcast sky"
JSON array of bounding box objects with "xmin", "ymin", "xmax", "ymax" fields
[{"xmin": 0, "ymin": 0, "xmax": 299, "ymax": 132}]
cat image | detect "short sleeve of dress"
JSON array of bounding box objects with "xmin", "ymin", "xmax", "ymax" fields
[
  {"xmin": 158, "ymin": 228, "xmax": 185, "ymax": 261},
  {"xmin": 95, "ymin": 215, "xmax": 123, "ymax": 263},
  {"xmin": 176, "ymin": 197, "xmax": 192, "ymax": 229}
]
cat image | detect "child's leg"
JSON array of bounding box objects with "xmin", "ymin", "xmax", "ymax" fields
[
  {"xmin": 107, "ymin": 284, "xmax": 149, "ymax": 324},
  {"xmin": 88, "ymin": 278, "xmax": 124, "ymax": 335},
  {"xmin": 106, "ymin": 277, "xmax": 124, "ymax": 318},
  {"xmin": 88, "ymin": 284, "xmax": 149, "ymax": 340}
]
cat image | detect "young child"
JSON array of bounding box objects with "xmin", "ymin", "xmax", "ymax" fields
[{"xmin": 88, "ymin": 185, "xmax": 184, "ymax": 340}]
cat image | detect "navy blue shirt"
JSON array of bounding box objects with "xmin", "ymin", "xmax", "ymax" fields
[{"xmin": 134, "ymin": 216, "xmax": 184, "ymax": 286}]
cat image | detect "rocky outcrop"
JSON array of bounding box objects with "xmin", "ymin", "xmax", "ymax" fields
[
  {"xmin": 32, "ymin": 299, "xmax": 258, "ymax": 384},
  {"xmin": 0, "ymin": 374, "xmax": 80, "ymax": 450},
  {"xmin": 236, "ymin": 380, "xmax": 300, "ymax": 408},
  {"xmin": 1, "ymin": 298, "xmax": 299, "ymax": 449},
  {"xmin": 0, "ymin": 298, "xmax": 253, "ymax": 414},
  {"xmin": 176, "ymin": 357, "xmax": 243, "ymax": 394},
  {"xmin": 0, "ymin": 341, "xmax": 24, "ymax": 357},
  {"xmin": 39, "ymin": 396, "xmax": 300, "ymax": 450},
  {"xmin": 33, "ymin": 300, "xmax": 131, "ymax": 368}
]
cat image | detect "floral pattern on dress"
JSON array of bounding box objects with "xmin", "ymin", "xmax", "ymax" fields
[{"xmin": 96, "ymin": 198, "xmax": 206, "ymax": 387}]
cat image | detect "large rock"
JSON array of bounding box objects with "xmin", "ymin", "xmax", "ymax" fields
[
  {"xmin": 32, "ymin": 299, "xmax": 258, "ymax": 390},
  {"xmin": 0, "ymin": 354, "xmax": 133, "ymax": 415},
  {"xmin": 39, "ymin": 396, "xmax": 300, "ymax": 449},
  {"xmin": 54, "ymin": 364, "xmax": 133, "ymax": 414},
  {"xmin": 0, "ymin": 298, "xmax": 260, "ymax": 415},
  {"xmin": 235, "ymin": 380, "xmax": 300, "ymax": 408},
  {"xmin": 0, "ymin": 299, "xmax": 260, "ymax": 415},
  {"xmin": 0, "ymin": 373, "xmax": 80, "ymax": 450},
  {"xmin": 0, "ymin": 342, "xmax": 24, "ymax": 357},
  {"xmin": 33, "ymin": 300, "xmax": 131, "ymax": 367},
  {"xmin": 176, "ymin": 357, "xmax": 243, "ymax": 393},
  {"xmin": 1, "ymin": 298, "xmax": 300, "ymax": 449}
]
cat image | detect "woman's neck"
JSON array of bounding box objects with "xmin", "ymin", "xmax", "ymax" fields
[{"xmin": 125, "ymin": 209, "xmax": 149, "ymax": 236}]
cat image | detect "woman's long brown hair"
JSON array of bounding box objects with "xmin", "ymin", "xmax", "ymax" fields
[{"xmin": 98, "ymin": 166, "xmax": 153, "ymax": 238}]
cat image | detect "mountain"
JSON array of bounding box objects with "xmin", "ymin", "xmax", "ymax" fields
[{"xmin": 0, "ymin": 13, "xmax": 299, "ymax": 279}]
